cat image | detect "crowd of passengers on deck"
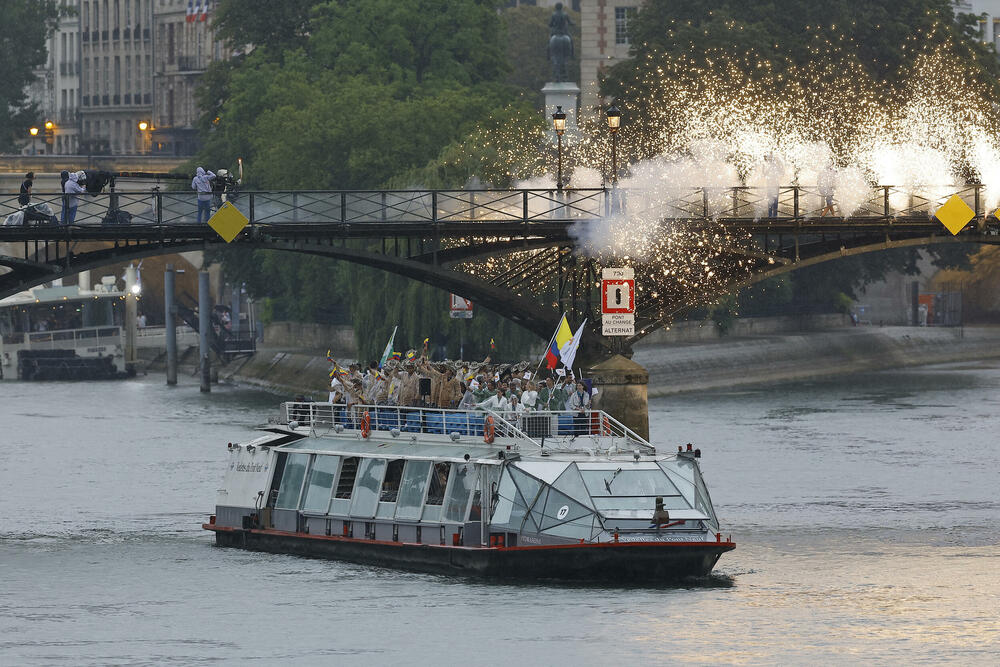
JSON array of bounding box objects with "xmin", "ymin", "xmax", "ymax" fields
[{"xmin": 322, "ymin": 353, "xmax": 592, "ymax": 419}]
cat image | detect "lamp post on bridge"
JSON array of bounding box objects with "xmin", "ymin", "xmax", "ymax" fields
[
  {"xmin": 551, "ymin": 105, "xmax": 566, "ymax": 192},
  {"xmin": 606, "ymin": 104, "xmax": 621, "ymax": 187},
  {"xmin": 28, "ymin": 126, "xmax": 39, "ymax": 155}
]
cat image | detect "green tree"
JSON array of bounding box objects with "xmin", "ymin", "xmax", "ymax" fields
[
  {"xmin": 0, "ymin": 0, "xmax": 60, "ymax": 151},
  {"xmin": 213, "ymin": 0, "xmax": 317, "ymax": 54},
  {"xmin": 199, "ymin": 0, "xmax": 545, "ymax": 359}
]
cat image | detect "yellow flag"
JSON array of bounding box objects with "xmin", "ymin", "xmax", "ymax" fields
[{"xmin": 554, "ymin": 314, "xmax": 573, "ymax": 349}]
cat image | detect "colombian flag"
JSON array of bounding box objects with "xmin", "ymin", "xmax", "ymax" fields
[{"xmin": 544, "ymin": 314, "xmax": 573, "ymax": 369}]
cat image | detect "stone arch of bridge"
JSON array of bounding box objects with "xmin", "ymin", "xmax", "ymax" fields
[
  {"xmin": 0, "ymin": 240, "xmax": 565, "ymax": 341},
  {"xmin": 623, "ymin": 233, "xmax": 1000, "ymax": 346},
  {"xmin": 2, "ymin": 232, "xmax": 997, "ymax": 354}
]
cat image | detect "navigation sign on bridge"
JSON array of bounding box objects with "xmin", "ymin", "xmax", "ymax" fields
[
  {"xmin": 450, "ymin": 294, "xmax": 473, "ymax": 319},
  {"xmin": 601, "ymin": 267, "xmax": 635, "ymax": 336}
]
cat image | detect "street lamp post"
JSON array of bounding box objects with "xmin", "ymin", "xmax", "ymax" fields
[
  {"xmin": 28, "ymin": 127, "xmax": 39, "ymax": 155},
  {"xmin": 606, "ymin": 104, "xmax": 621, "ymax": 187},
  {"xmin": 44, "ymin": 120, "xmax": 55, "ymax": 153},
  {"xmin": 138, "ymin": 121, "xmax": 150, "ymax": 154},
  {"xmin": 551, "ymin": 105, "xmax": 567, "ymax": 192}
]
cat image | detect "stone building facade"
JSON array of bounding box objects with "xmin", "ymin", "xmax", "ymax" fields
[
  {"xmin": 78, "ymin": 0, "xmax": 154, "ymax": 155},
  {"xmin": 579, "ymin": 1, "xmax": 637, "ymax": 114},
  {"xmin": 151, "ymin": 0, "xmax": 226, "ymax": 156}
]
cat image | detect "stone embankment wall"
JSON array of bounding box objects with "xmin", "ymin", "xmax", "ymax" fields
[
  {"xmin": 634, "ymin": 325, "xmax": 1000, "ymax": 396},
  {"xmin": 140, "ymin": 317, "xmax": 1000, "ymax": 398}
]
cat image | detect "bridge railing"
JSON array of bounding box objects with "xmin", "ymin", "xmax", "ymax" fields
[
  {"xmin": 0, "ymin": 184, "xmax": 992, "ymax": 229},
  {"xmin": 0, "ymin": 188, "xmax": 608, "ymax": 227}
]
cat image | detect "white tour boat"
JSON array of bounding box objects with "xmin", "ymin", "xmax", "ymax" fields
[
  {"xmin": 204, "ymin": 402, "xmax": 734, "ymax": 581},
  {"xmin": 0, "ymin": 272, "xmax": 128, "ymax": 380}
]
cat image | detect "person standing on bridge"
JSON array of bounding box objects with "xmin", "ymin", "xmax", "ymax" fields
[
  {"xmin": 18, "ymin": 172, "xmax": 33, "ymax": 207},
  {"xmin": 63, "ymin": 172, "xmax": 85, "ymax": 225},
  {"xmin": 819, "ymin": 163, "xmax": 837, "ymax": 217},
  {"xmin": 764, "ymin": 153, "xmax": 782, "ymax": 218},
  {"xmin": 191, "ymin": 167, "xmax": 216, "ymax": 223}
]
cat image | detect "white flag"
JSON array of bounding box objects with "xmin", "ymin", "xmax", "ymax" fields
[{"xmin": 559, "ymin": 319, "xmax": 587, "ymax": 371}]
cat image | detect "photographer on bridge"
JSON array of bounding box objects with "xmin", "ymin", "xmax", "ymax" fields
[{"xmin": 192, "ymin": 167, "xmax": 216, "ymax": 223}]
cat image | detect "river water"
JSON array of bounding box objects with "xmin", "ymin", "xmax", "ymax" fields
[{"xmin": 1, "ymin": 364, "xmax": 998, "ymax": 665}]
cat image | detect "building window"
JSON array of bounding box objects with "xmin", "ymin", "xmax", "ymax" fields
[{"xmin": 615, "ymin": 6, "xmax": 636, "ymax": 45}]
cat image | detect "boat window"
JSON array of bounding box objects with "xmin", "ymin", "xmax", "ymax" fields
[
  {"xmin": 491, "ymin": 471, "xmax": 527, "ymax": 528},
  {"xmin": 334, "ymin": 456, "xmax": 360, "ymax": 499},
  {"xmin": 349, "ymin": 458, "xmax": 386, "ymax": 519},
  {"xmin": 274, "ymin": 453, "xmax": 310, "ymax": 510},
  {"xmin": 443, "ymin": 463, "xmax": 476, "ymax": 523},
  {"xmin": 579, "ymin": 469, "xmax": 679, "ymax": 498},
  {"xmin": 395, "ymin": 460, "xmax": 432, "ymax": 520},
  {"xmin": 379, "ymin": 459, "xmax": 405, "ymax": 503},
  {"xmin": 534, "ymin": 487, "xmax": 598, "ymax": 540},
  {"xmin": 591, "ymin": 495, "xmax": 690, "ymax": 512},
  {"xmin": 694, "ymin": 472, "xmax": 719, "ymax": 526},
  {"xmin": 82, "ymin": 299, "xmax": 114, "ymax": 327},
  {"xmin": 301, "ymin": 455, "xmax": 340, "ymax": 513},
  {"xmin": 425, "ymin": 462, "xmax": 451, "ymax": 506}
]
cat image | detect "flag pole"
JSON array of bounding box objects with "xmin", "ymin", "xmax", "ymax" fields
[{"xmin": 531, "ymin": 312, "xmax": 565, "ymax": 383}]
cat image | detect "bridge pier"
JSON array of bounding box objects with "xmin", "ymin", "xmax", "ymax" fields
[
  {"xmin": 199, "ymin": 270, "xmax": 211, "ymax": 393},
  {"xmin": 586, "ymin": 354, "xmax": 649, "ymax": 441},
  {"xmin": 164, "ymin": 264, "xmax": 177, "ymax": 385},
  {"xmin": 124, "ymin": 264, "xmax": 138, "ymax": 372}
]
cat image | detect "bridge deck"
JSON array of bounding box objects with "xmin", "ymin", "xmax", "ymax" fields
[{"xmin": 0, "ymin": 184, "xmax": 996, "ymax": 233}]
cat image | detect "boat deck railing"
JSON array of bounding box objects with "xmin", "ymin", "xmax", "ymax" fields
[
  {"xmin": 278, "ymin": 403, "xmax": 654, "ymax": 454},
  {"xmin": 2, "ymin": 325, "xmax": 122, "ymax": 347}
]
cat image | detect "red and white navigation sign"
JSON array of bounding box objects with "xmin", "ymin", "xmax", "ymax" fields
[
  {"xmin": 449, "ymin": 294, "xmax": 473, "ymax": 319},
  {"xmin": 601, "ymin": 267, "xmax": 635, "ymax": 336}
]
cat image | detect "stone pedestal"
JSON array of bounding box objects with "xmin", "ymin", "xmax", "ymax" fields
[
  {"xmin": 586, "ymin": 354, "xmax": 649, "ymax": 440},
  {"xmin": 542, "ymin": 81, "xmax": 581, "ymax": 132}
]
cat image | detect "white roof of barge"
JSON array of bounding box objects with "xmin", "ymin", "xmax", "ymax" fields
[{"xmin": 276, "ymin": 435, "xmax": 508, "ymax": 463}]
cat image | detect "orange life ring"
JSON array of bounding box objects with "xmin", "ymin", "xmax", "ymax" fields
[
  {"xmin": 601, "ymin": 415, "xmax": 612, "ymax": 436},
  {"xmin": 360, "ymin": 410, "xmax": 371, "ymax": 439},
  {"xmin": 483, "ymin": 415, "xmax": 495, "ymax": 444}
]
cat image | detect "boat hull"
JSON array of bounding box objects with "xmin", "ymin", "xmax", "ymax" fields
[{"xmin": 204, "ymin": 524, "xmax": 734, "ymax": 581}]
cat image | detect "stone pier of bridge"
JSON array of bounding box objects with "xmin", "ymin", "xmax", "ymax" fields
[{"xmin": 586, "ymin": 354, "xmax": 650, "ymax": 441}]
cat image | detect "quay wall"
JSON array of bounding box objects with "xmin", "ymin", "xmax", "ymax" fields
[
  {"xmin": 138, "ymin": 320, "xmax": 1000, "ymax": 398},
  {"xmin": 635, "ymin": 325, "xmax": 1000, "ymax": 396}
]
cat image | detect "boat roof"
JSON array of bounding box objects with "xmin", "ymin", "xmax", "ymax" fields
[
  {"xmin": 276, "ymin": 436, "xmax": 507, "ymax": 464},
  {"xmin": 0, "ymin": 283, "xmax": 123, "ymax": 307}
]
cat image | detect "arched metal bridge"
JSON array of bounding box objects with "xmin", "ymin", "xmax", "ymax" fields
[{"xmin": 2, "ymin": 185, "xmax": 998, "ymax": 356}]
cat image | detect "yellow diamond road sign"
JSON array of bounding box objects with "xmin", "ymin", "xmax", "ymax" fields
[
  {"xmin": 208, "ymin": 201, "xmax": 249, "ymax": 243},
  {"xmin": 935, "ymin": 195, "xmax": 974, "ymax": 236}
]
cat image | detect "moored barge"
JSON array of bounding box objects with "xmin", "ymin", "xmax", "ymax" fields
[{"xmin": 204, "ymin": 403, "xmax": 734, "ymax": 581}]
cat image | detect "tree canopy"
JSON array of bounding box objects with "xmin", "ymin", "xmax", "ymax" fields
[
  {"xmin": 200, "ymin": 0, "xmax": 543, "ymax": 359},
  {"xmin": 0, "ymin": 0, "xmax": 61, "ymax": 152}
]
